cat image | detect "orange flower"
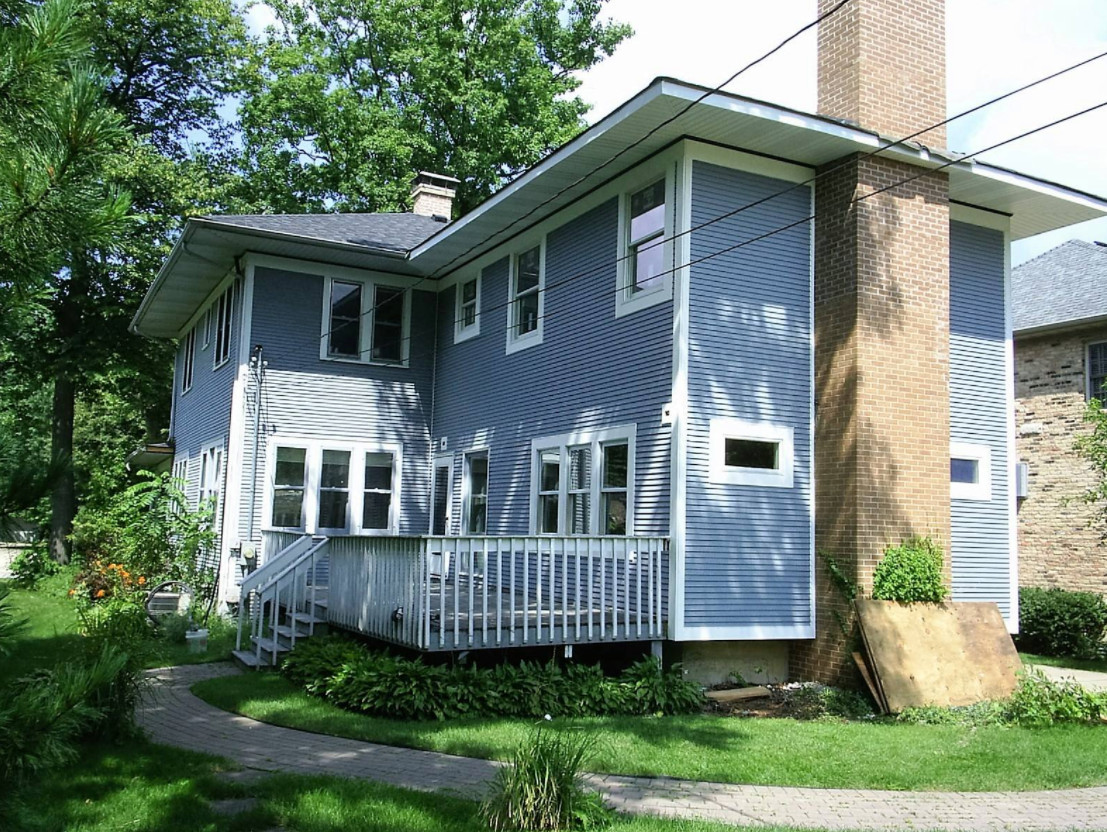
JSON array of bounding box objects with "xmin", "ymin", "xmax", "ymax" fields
[
  {"xmin": 68, "ymin": 589, "xmax": 75, "ymax": 597},
  {"xmin": 137, "ymin": 576, "xmax": 146, "ymax": 586},
  {"xmin": 95, "ymin": 589, "xmax": 106, "ymax": 598}
]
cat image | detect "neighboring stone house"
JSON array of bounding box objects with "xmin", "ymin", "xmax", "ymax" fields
[{"xmin": 1014, "ymin": 240, "xmax": 1107, "ymax": 597}]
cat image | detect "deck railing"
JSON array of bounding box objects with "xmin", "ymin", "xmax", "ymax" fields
[{"xmin": 327, "ymin": 535, "xmax": 669, "ymax": 651}]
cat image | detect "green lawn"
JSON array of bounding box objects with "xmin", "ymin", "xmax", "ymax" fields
[
  {"xmin": 0, "ymin": 575, "xmax": 236, "ymax": 684},
  {"xmin": 1021, "ymin": 652, "xmax": 1107, "ymax": 674},
  {"xmin": 194, "ymin": 671, "xmax": 1107, "ymax": 792},
  {"xmin": 3, "ymin": 736, "xmax": 801, "ymax": 832}
]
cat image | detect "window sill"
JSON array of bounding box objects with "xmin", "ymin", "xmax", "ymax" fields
[
  {"xmin": 321, "ymin": 354, "xmax": 410, "ymax": 369},
  {"xmin": 454, "ymin": 325, "xmax": 480, "ymax": 344},
  {"xmin": 505, "ymin": 330, "xmax": 543, "ymax": 355},
  {"xmin": 213, "ymin": 358, "xmax": 231, "ymax": 371},
  {"xmin": 614, "ymin": 280, "xmax": 672, "ymax": 319}
]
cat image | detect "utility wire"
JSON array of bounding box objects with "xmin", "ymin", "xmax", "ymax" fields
[
  {"xmin": 310, "ymin": 0, "xmax": 857, "ymax": 343},
  {"xmin": 315, "ymin": 47, "xmax": 1107, "ymax": 356}
]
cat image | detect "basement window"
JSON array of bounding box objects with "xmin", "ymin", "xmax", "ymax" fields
[
  {"xmin": 709, "ymin": 418, "xmax": 794, "ymax": 488},
  {"xmin": 950, "ymin": 442, "xmax": 992, "ymax": 501}
]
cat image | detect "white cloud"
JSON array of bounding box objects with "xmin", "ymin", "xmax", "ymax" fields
[{"xmin": 575, "ymin": 0, "xmax": 1107, "ymax": 263}]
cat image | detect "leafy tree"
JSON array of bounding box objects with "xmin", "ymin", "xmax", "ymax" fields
[
  {"xmin": 0, "ymin": 0, "xmax": 248, "ymax": 562},
  {"xmin": 238, "ymin": 0, "xmax": 631, "ymax": 214},
  {"xmin": 0, "ymin": 0, "xmax": 130, "ymax": 315}
]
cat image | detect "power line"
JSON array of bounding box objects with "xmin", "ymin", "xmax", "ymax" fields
[
  {"xmin": 358, "ymin": 94, "xmax": 1107, "ymax": 371},
  {"xmin": 314, "ymin": 46, "xmax": 1107, "ymax": 357},
  {"xmin": 309, "ymin": 0, "xmax": 857, "ymax": 345}
]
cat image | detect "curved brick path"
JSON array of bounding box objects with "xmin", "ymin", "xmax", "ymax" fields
[{"xmin": 140, "ymin": 663, "xmax": 1107, "ymax": 831}]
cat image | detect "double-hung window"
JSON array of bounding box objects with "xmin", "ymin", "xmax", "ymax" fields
[
  {"xmin": 531, "ymin": 426, "xmax": 635, "ymax": 535},
  {"xmin": 272, "ymin": 447, "xmax": 308, "ymax": 529},
  {"xmin": 180, "ymin": 328, "xmax": 196, "ymax": 393},
  {"xmin": 324, "ymin": 277, "xmax": 408, "ymax": 365},
  {"xmin": 455, "ymin": 275, "xmax": 481, "ymax": 342},
  {"xmin": 363, "ymin": 452, "xmax": 395, "ymax": 531},
  {"xmin": 617, "ymin": 177, "xmax": 672, "ymax": 317},
  {"xmin": 199, "ymin": 444, "xmax": 224, "ymax": 518},
  {"xmin": 463, "ymin": 452, "xmax": 489, "ymax": 534},
  {"xmin": 317, "ymin": 449, "xmax": 351, "ymax": 531},
  {"xmin": 214, "ymin": 285, "xmax": 234, "ymax": 368},
  {"xmin": 507, "ymin": 243, "xmax": 544, "ymax": 352},
  {"xmin": 1088, "ymin": 342, "xmax": 1107, "ymax": 401},
  {"xmin": 268, "ymin": 441, "xmax": 400, "ymax": 534}
]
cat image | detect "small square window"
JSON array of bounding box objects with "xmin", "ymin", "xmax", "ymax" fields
[{"xmin": 950, "ymin": 442, "xmax": 992, "ymax": 501}]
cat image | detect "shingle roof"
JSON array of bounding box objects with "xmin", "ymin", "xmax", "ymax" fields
[
  {"xmin": 1012, "ymin": 240, "xmax": 1107, "ymax": 333},
  {"xmin": 205, "ymin": 212, "xmax": 447, "ymax": 253}
]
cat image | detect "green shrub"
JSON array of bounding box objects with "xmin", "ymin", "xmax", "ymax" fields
[
  {"xmin": 1003, "ymin": 668, "xmax": 1107, "ymax": 727},
  {"xmin": 871, "ymin": 537, "xmax": 948, "ymax": 603},
  {"xmin": 772, "ymin": 683, "xmax": 874, "ymax": 721},
  {"xmin": 156, "ymin": 613, "xmax": 192, "ymax": 645},
  {"xmin": 1016, "ymin": 586, "xmax": 1107, "ymax": 659},
  {"xmin": 281, "ymin": 640, "xmax": 705, "ymax": 721},
  {"xmin": 0, "ymin": 643, "xmax": 140, "ymax": 782},
  {"xmin": 0, "ymin": 585, "xmax": 27, "ymax": 654},
  {"xmin": 480, "ymin": 727, "xmax": 610, "ymax": 831},
  {"xmin": 10, "ymin": 543, "xmax": 59, "ymax": 588}
]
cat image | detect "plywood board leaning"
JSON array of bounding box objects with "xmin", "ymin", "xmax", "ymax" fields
[{"xmin": 854, "ymin": 600, "xmax": 1020, "ymax": 713}]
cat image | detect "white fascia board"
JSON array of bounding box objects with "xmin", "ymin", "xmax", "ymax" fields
[{"xmin": 408, "ymin": 80, "xmax": 671, "ymax": 262}]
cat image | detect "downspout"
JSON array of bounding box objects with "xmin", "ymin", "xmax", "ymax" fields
[{"xmin": 246, "ymin": 345, "xmax": 264, "ymax": 542}]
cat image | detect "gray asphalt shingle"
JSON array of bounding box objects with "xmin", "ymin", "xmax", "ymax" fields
[
  {"xmin": 1013, "ymin": 239, "xmax": 1107, "ymax": 332},
  {"xmin": 205, "ymin": 212, "xmax": 447, "ymax": 253}
]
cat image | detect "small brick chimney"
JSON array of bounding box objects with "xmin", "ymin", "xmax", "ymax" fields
[
  {"xmin": 411, "ymin": 171, "xmax": 459, "ymax": 220},
  {"xmin": 817, "ymin": 0, "xmax": 946, "ymax": 148},
  {"xmin": 794, "ymin": 0, "xmax": 952, "ymax": 683}
]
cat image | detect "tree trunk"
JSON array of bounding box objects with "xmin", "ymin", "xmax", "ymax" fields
[
  {"xmin": 49, "ymin": 250, "xmax": 87, "ymax": 565},
  {"xmin": 49, "ymin": 372, "xmax": 76, "ymax": 564}
]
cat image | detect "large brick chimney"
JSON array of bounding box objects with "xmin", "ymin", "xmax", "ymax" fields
[{"xmin": 792, "ymin": 0, "xmax": 952, "ymax": 683}]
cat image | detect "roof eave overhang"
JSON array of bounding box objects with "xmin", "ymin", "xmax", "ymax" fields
[
  {"xmin": 1015, "ymin": 313, "xmax": 1107, "ymax": 338},
  {"xmin": 131, "ymin": 219, "xmax": 418, "ymax": 339}
]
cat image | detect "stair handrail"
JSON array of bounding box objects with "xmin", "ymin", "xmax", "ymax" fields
[
  {"xmin": 240, "ymin": 534, "xmax": 315, "ymax": 596},
  {"xmin": 251, "ymin": 537, "xmax": 330, "ymax": 597}
]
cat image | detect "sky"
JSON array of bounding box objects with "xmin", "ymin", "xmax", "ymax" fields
[
  {"xmin": 569, "ymin": 0, "xmax": 1107, "ymax": 265},
  {"xmin": 246, "ymin": 1, "xmax": 1107, "ymax": 265}
]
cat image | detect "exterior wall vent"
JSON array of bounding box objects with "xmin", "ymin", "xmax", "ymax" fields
[{"xmin": 1016, "ymin": 461, "xmax": 1029, "ymax": 499}]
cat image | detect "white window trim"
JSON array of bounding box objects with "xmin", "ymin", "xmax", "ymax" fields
[
  {"xmin": 528, "ymin": 425, "xmax": 636, "ymax": 535},
  {"xmin": 709, "ymin": 418, "xmax": 795, "ymax": 488},
  {"xmin": 615, "ymin": 169, "xmax": 675, "ymax": 319},
  {"xmin": 1086, "ymin": 340, "xmax": 1107, "ymax": 401},
  {"xmin": 263, "ymin": 437, "xmax": 404, "ymax": 536},
  {"xmin": 460, "ymin": 446, "xmax": 490, "ymax": 535},
  {"xmin": 429, "ymin": 452, "xmax": 455, "ymax": 535},
  {"xmin": 213, "ymin": 285, "xmax": 234, "ymax": 370},
  {"xmin": 198, "ymin": 441, "xmax": 225, "ymax": 517},
  {"xmin": 319, "ymin": 275, "xmax": 412, "ymax": 367},
  {"xmin": 180, "ymin": 328, "xmax": 197, "ymax": 394},
  {"xmin": 951, "ymin": 441, "xmax": 992, "ymax": 502},
  {"xmin": 454, "ymin": 273, "xmax": 482, "ymax": 343},
  {"xmin": 201, "ymin": 308, "xmax": 211, "ymax": 350},
  {"xmin": 505, "ymin": 239, "xmax": 545, "ymax": 354}
]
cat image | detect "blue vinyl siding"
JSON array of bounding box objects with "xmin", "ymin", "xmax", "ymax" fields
[
  {"xmin": 170, "ymin": 282, "xmax": 239, "ymax": 510},
  {"xmin": 432, "ymin": 198, "xmax": 672, "ymax": 538},
  {"xmin": 239, "ymin": 267, "xmax": 436, "ymax": 542},
  {"xmin": 949, "ymin": 221, "xmax": 1012, "ymax": 617},
  {"xmin": 683, "ymin": 161, "xmax": 813, "ymax": 631}
]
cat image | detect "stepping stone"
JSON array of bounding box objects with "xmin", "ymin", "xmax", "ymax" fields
[
  {"xmin": 211, "ymin": 798, "xmax": 260, "ymax": 816},
  {"xmin": 223, "ymin": 769, "xmax": 273, "ymax": 786}
]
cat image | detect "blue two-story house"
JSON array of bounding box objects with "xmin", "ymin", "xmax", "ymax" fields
[{"xmin": 132, "ymin": 76, "xmax": 1107, "ymax": 678}]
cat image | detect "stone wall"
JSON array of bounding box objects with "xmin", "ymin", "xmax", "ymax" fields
[{"xmin": 1015, "ymin": 326, "xmax": 1107, "ymax": 596}]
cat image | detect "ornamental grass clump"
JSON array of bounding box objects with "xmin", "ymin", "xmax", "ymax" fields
[
  {"xmin": 480, "ymin": 726, "xmax": 610, "ymax": 831},
  {"xmin": 871, "ymin": 537, "xmax": 948, "ymax": 603}
]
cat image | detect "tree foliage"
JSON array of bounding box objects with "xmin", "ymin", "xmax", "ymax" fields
[
  {"xmin": 238, "ymin": 0, "xmax": 631, "ymax": 214},
  {"xmin": 0, "ymin": 0, "xmax": 130, "ymax": 307}
]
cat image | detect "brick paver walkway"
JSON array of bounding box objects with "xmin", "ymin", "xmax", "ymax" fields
[{"xmin": 140, "ymin": 663, "xmax": 1107, "ymax": 831}]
